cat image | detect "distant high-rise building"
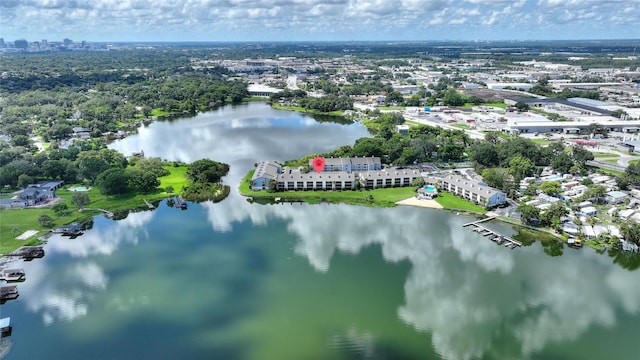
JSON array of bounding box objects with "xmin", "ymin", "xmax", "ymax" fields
[
  {"xmin": 41, "ymin": 39, "xmax": 48, "ymax": 48},
  {"xmin": 63, "ymin": 38, "xmax": 73, "ymax": 46},
  {"xmin": 14, "ymin": 39, "xmax": 28, "ymax": 49},
  {"xmin": 0, "ymin": 38, "xmax": 5, "ymax": 48},
  {"xmin": 81, "ymin": 40, "xmax": 86, "ymax": 48}
]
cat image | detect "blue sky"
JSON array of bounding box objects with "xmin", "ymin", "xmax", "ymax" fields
[{"xmin": 1, "ymin": 0, "xmax": 639, "ymax": 42}]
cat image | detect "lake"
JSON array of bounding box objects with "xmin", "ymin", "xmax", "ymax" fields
[{"xmin": 2, "ymin": 102, "xmax": 639, "ymax": 359}]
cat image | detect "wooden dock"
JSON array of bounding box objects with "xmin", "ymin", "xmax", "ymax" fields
[
  {"xmin": 83, "ymin": 208, "xmax": 114, "ymax": 218},
  {"xmin": 463, "ymin": 216, "xmax": 497, "ymax": 227},
  {"xmin": 175, "ymin": 196, "xmax": 187, "ymax": 209},
  {"xmin": 464, "ymin": 218, "xmax": 522, "ymax": 249}
]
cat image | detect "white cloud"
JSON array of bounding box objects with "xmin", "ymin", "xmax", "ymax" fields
[{"xmin": 1, "ymin": 0, "xmax": 638, "ymax": 40}]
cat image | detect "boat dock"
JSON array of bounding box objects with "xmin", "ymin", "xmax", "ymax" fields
[
  {"xmin": 175, "ymin": 196, "xmax": 187, "ymax": 209},
  {"xmin": 464, "ymin": 217, "xmax": 522, "ymax": 249},
  {"xmin": 143, "ymin": 199, "xmax": 154, "ymax": 209},
  {"xmin": 0, "ymin": 286, "xmax": 19, "ymax": 303},
  {"xmin": 83, "ymin": 208, "xmax": 114, "ymax": 218}
]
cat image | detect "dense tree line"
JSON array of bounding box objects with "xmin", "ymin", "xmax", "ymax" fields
[
  {"xmin": 181, "ymin": 159, "xmax": 230, "ymax": 202},
  {"xmin": 0, "ymin": 50, "xmax": 248, "ymax": 150}
]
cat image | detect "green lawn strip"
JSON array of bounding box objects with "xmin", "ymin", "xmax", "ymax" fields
[
  {"xmin": 158, "ymin": 165, "xmax": 189, "ymax": 193},
  {"xmin": 593, "ymin": 153, "xmax": 620, "ymax": 159},
  {"xmin": 529, "ymin": 139, "xmax": 551, "ymax": 146},
  {"xmin": 271, "ymin": 103, "xmax": 345, "ymax": 116},
  {"xmin": 238, "ymin": 170, "xmax": 417, "ymax": 207},
  {"xmin": 242, "ymin": 97, "xmax": 269, "ymax": 102},
  {"xmin": 0, "ymin": 165, "xmax": 191, "ymax": 256},
  {"xmin": 434, "ymin": 192, "xmax": 486, "ymax": 213},
  {"xmin": 404, "ymin": 119, "xmax": 423, "ymax": 127},
  {"xmin": 0, "ymin": 207, "xmax": 78, "ymax": 254},
  {"xmin": 450, "ymin": 123, "xmax": 472, "ymax": 130},
  {"xmin": 377, "ymin": 106, "xmax": 406, "ymax": 111}
]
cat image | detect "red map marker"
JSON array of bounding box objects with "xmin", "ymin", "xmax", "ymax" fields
[{"xmin": 312, "ymin": 156, "xmax": 325, "ymax": 173}]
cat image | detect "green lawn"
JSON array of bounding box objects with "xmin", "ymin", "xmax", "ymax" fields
[
  {"xmin": 434, "ymin": 192, "xmax": 486, "ymax": 213},
  {"xmin": 377, "ymin": 106, "xmax": 406, "ymax": 111},
  {"xmin": 158, "ymin": 165, "xmax": 188, "ymax": 193},
  {"xmin": 450, "ymin": 123, "xmax": 473, "ymax": 130},
  {"xmin": 404, "ymin": 119, "xmax": 423, "ymax": 127},
  {"xmin": 529, "ymin": 138, "xmax": 551, "ymax": 146},
  {"xmin": 271, "ymin": 103, "xmax": 345, "ymax": 116},
  {"xmin": 593, "ymin": 153, "xmax": 620, "ymax": 159},
  {"xmin": 239, "ymin": 170, "xmax": 417, "ymax": 207},
  {"xmin": 0, "ymin": 165, "xmax": 190, "ymax": 256}
]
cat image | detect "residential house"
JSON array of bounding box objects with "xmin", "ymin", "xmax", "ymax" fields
[
  {"xmin": 359, "ymin": 169, "xmax": 421, "ymax": 189},
  {"xmin": 606, "ymin": 190, "xmax": 628, "ymax": 204},
  {"xmin": 17, "ymin": 186, "xmax": 54, "ymax": 206},
  {"xmin": 309, "ymin": 157, "xmax": 381, "ymax": 172},
  {"xmin": 276, "ymin": 170, "xmax": 356, "ymax": 191},
  {"xmin": 438, "ymin": 174, "xmax": 506, "ymax": 207},
  {"xmin": 250, "ymin": 161, "xmax": 282, "ymax": 190}
]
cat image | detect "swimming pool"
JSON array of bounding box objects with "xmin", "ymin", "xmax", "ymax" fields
[
  {"xmin": 423, "ymin": 185, "xmax": 436, "ymax": 191},
  {"xmin": 69, "ymin": 186, "xmax": 89, "ymax": 192}
]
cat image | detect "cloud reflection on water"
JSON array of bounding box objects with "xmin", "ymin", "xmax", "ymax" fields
[
  {"xmin": 21, "ymin": 210, "xmax": 155, "ymax": 325},
  {"xmin": 204, "ymin": 199, "xmax": 640, "ymax": 359}
]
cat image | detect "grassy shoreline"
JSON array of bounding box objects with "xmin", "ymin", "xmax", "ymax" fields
[
  {"xmin": 239, "ymin": 169, "xmax": 419, "ymax": 207},
  {"xmin": 0, "ymin": 165, "xmax": 189, "ymax": 255},
  {"xmin": 270, "ymin": 103, "xmax": 346, "ymax": 117}
]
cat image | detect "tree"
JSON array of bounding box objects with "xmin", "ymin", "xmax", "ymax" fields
[
  {"xmin": 620, "ymin": 221, "xmax": 640, "ymax": 245},
  {"xmin": 551, "ymin": 152, "xmax": 573, "ymax": 174},
  {"xmin": 186, "ymin": 159, "xmax": 230, "ymax": 184},
  {"xmin": 572, "ymin": 146, "xmax": 594, "ymax": 166},
  {"xmin": 52, "ymin": 203, "xmax": 69, "ymax": 216},
  {"xmin": 95, "ymin": 168, "xmax": 129, "ymax": 195},
  {"xmin": 442, "ymin": 89, "xmax": 465, "ymax": 106},
  {"xmin": 471, "ymin": 142, "xmax": 499, "ymax": 167},
  {"xmin": 481, "ymin": 168, "xmax": 507, "ymax": 190},
  {"xmin": 38, "ymin": 214, "xmax": 53, "ymax": 227},
  {"xmin": 17, "ymin": 174, "xmax": 34, "ymax": 188},
  {"xmin": 517, "ymin": 204, "xmax": 540, "ymax": 225},
  {"xmin": 539, "ymin": 181, "xmax": 561, "ymax": 196},
  {"xmin": 72, "ymin": 192, "xmax": 90, "ymax": 209},
  {"xmin": 412, "ymin": 177, "xmax": 425, "ymax": 188},
  {"xmin": 267, "ymin": 179, "xmax": 277, "ymax": 193},
  {"xmin": 77, "ymin": 155, "xmax": 110, "ymax": 184},
  {"xmin": 165, "ymin": 185, "xmax": 174, "ymax": 194},
  {"xmin": 126, "ymin": 168, "xmax": 160, "ymax": 193},
  {"xmin": 584, "ymin": 184, "xmax": 607, "ymax": 204},
  {"xmin": 508, "ymin": 154, "xmax": 535, "ymax": 182},
  {"xmin": 514, "ymin": 101, "xmax": 529, "ymax": 112}
]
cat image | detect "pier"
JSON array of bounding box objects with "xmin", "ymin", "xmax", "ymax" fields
[
  {"xmin": 175, "ymin": 196, "xmax": 187, "ymax": 209},
  {"xmin": 464, "ymin": 217, "xmax": 522, "ymax": 249},
  {"xmin": 143, "ymin": 199, "xmax": 154, "ymax": 209},
  {"xmin": 82, "ymin": 208, "xmax": 114, "ymax": 218}
]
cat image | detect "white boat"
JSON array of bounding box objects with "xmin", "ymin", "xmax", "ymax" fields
[
  {"xmin": 0, "ymin": 318, "xmax": 11, "ymax": 337},
  {"xmin": 0, "ymin": 269, "xmax": 25, "ymax": 282}
]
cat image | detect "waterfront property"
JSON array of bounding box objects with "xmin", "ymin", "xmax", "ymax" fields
[
  {"xmin": 252, "ymin": 159, "xmax": 419, "ymax": 192},
  {"xmin": 438, "ymin": 174, "xmax": 506, "ymax": 208},
  {"xmin": 250, "ymin": 161, "xmax": 282, "ymax": 190},
  {"xmin": 359, "ymin": 169, "xmax": 421, "ymax": 189},
  {"xmin": 309, "ymin": 156, "xmax": 382, "ymax": 172},
  {"xmin": 418, "ymin": 185, "xmax": 438, "ymax": 199},
  {"xmin": 276, "ymin": 170, "xmax": 356, "ymax": 191}
]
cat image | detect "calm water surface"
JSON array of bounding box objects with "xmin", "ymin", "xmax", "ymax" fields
[{"xmin": 2, "ymin": 103, "xmax": 640, "ymax": 359}]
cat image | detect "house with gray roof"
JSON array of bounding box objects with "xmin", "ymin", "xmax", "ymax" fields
[
  {"xmin": 17, "ymin": 186, "xmax": 54, "ymax": 206},
  {"xmin": 277, "ymin": 170, "xmax": 356, "ymax": 191},
  {"xmin": 439, "ymin": 174, "xmax": 506, "ymax": 208},
  {"xmin": 250, "ymin": 161, "xmax": 282, "ymax": 190},
  {"xmin": 309, "ymin": 157, "xmax": 381, "ymax": 172},
  {"xmin": 359, "ymin": 169, "xmax": 421, "ymax": 189}
]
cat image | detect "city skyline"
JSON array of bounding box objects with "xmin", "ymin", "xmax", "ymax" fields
[{"xmin": 1, "ymin": 0, "xmax": 639, "ymax": 43}]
